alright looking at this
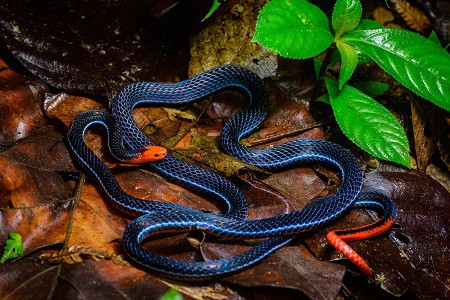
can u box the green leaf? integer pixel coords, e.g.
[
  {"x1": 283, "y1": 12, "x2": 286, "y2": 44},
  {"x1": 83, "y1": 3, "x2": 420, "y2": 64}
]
[
  {"x1": 313, "y1": 57, "x2": 322, "y2": 81},
  {"x1": 325, "y1": 78, "x2": 410, "y2": 167},
  {"x1": 342, "y1": 28, "x2": 450, "y2": 111},
  {"x1": 316, "y1": 93, "x2": 330, "y2": 104},
  {"x1": 202, "y1": 0, "x2": 225, "y2": 21},
  {"x1": 160, "y1": 289, "x2": 183, "y2": 300},
  {"x1": 351, "y1": 81, "x2": 388, "y2": 97},
  {"x1": 1, "y1": 232, "x2": 24, "y2": 263},
  {"x1": 428, "y1": 31, "x2": 441, "y2": 46},
  {"x1": 332, "y1": 0, "x2": 362, "y2": 38},
  {"x1": 354, "y1": 19, "x2": 384, "y2": 30},
  {"x1": 336, "y1": 41, "x2": 358, "y2": 88},
  {"x1": 253, "y1": 0, "x2": 333, "y2": 59},
  {"x1": 350, "y1": 19, "x2": 383, "y2": 64}
]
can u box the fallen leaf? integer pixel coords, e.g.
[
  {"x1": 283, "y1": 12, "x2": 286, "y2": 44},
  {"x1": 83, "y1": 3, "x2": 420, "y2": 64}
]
[
  {"x1": 1, "y1": 252, "x2": 239, "y2": 299},
  {"x1": 0, "y1": 0, "x2": 192, "y2": 98},
  {"x1": 307, "y1": 169, "x2": 450, "y2": 299},
  {"x1": 390, "y1": 0, "x2": 431, "y2": 33},
  {"x1": 202, "y1": 243, "x2": 346, "y2": 300},
  {"x1": 189, "y1": 0, "x2": 276, "y2": 79},
  {"x1": 0, "y1": 127, "x2": 75, "y2": 255},
  {"x1": 0, "y1": 64, "x2": 48, "y2": 146},
  {"x1": 410, "y1": 96, "x2": 433, "y2": 172}
]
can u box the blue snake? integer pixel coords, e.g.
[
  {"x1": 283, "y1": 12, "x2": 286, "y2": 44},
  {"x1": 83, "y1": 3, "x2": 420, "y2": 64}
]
[{"x1": 67, "y1": 65, "x2": 396, "y2": 279}]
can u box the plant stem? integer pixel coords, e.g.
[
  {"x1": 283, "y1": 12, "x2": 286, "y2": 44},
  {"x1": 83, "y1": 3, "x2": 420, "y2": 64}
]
[{"x1": 313, "y1": 47, "x2": 336, "y2": 101}]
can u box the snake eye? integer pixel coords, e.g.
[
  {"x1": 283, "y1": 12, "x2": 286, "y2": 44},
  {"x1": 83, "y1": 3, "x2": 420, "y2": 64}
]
[{"x1": 155, "y1": 154, "x2": 159, "y2": 157}]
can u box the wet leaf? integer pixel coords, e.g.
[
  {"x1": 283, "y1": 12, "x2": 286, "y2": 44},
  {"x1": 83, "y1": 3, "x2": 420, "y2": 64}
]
[
  {"x1": 202, "y1": 244, "x2": 346, "y2": 300},
  {"x1": 0, "y1": 64, "x2": 48, "y2": 146},
  {"x1": 0, "y1": 232, "x2": 23, "y2": 263},
  {"x1": 342, "y1": 28, "x2": 450, "y2": 111},
  {"x1": 332, "y1": 0, "x2": 362, "y2": 38},
  {"x1": 336, "y1": 41, "x2": 358, "y2": 88},
  {"x1": 361, "y1": 170, "x2": 450, "y2": 298},
  {"x1": 202, "y1": 0, "x2": 224, "y2": 21},
  {"x1": 1, "y1": 252, "x2": 237, "y2": 299},
  {"x1": 253, "y1": 0, "x2": 333, "y2": 59},
  {"x1": 0, "y1": 0, "x2": 192, "y2": 98},
  {"x1": 326, "y1": 78, "x2": 410, "y2": 167},
  {"x1": 160, "y1": 288, "x2": 183, "y2": 300},
  {"x1": 0, "y1": 127, "x2": 75, "y2": 255}
]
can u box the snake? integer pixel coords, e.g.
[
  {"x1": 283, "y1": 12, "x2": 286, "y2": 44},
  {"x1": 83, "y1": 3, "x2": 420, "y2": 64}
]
[{"x1": 67, "y1": 65, "x2": 396, "y2": 280}]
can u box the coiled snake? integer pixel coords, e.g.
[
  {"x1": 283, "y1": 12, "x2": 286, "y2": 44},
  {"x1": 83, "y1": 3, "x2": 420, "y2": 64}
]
[{"x1": 67, "y1": 65, "x2": 396, "y2": 280}]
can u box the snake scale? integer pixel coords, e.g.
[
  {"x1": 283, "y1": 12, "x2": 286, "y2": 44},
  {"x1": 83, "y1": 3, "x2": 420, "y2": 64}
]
[{"x1": 67, "y1": 65, "x2": 396, "y2": 280}]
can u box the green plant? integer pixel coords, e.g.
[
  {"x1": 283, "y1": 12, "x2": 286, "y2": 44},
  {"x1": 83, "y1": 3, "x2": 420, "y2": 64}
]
[
  {"x1": 203, "y1": 0, "x2": 226, "y2": 21},
  {"x1": 1, "y1": 232, "x2": 23, "y2": 263},
  {"x1": 160, "y1": 288, "x2": 183, "y2": 300},
  {"x1": 253, "y1": 0, "x2": 450, "y2": 167}
]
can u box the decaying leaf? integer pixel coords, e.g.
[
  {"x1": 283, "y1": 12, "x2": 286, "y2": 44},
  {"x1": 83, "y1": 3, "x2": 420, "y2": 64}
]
[
  {"x1": 39, "y1": 243, "x2": 130, "y2": 266},
  {"x1": 0, "y1": 0, "x2": 192, "y2": 98},
  {"x1": 0, "y1": 64, "x2": 48, "y2": 146},
  {"x1": 189, "y1": 0, "x2": 277, "y2": 79},
  {"x1": 362, "y1": 169, "x2": 449, "y2": 298},
  {"x1": 373, "y1": 7, "x2": 402, "y2": 29},
  {"x1": 1, "y1": 252, "x2": 238, "y2": 299},
  {"x1": 410, "y1": 97, "x2": 433, "y2": 172},
  {"x1": 0, "y1": 127, "x2": 76, "y2": 255},
  {"x1": 390, "y1": 0, "x2": 431, "y2": 33},
  {"x1": 202, "y1": 243, "x2": 346, "y2": 300}
]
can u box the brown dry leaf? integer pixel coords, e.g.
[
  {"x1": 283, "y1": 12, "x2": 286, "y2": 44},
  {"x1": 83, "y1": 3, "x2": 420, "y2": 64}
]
[
  {"x1": 0, "y1": 127, "x2": 75, "y2": 255},
  {"x1": 0, "y1": 64, "x2": 48, "y2": 146},
  {"x1": 373, "y1": 7, "x2": 402, "y2": 29},
  {"x1": 39, "y1": 243, "x2": 130, "y2": 266},
  {"x1": 189, "y1": 0, "x2": 316, "y2": 106},
  {"x1": 373, "y1": 7, "x2": 395, "y2": 26},
  {"x1": 425, "y1": 105, "x2": 450, "y2": 170},
  {"x1": 410, "y1": 97, "x2": 434, "y2": 172},
  {"x1": 202, "y1": 243, "x2": 346, "y2": 300},
  {"x1": 390, "y1": 0, "x2": 432, "y2": 33},
  {"x1": 1, "y1": 252, "x2": 238, "y2": 299}
]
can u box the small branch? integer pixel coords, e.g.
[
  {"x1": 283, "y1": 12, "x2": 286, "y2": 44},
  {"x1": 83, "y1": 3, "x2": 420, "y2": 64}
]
[
  {"x1": 46, "y1": 173, "x2": 85, "y2": 300},
  {"x1": 248, "y1": 118, "x2": 336, "y2": 146}
]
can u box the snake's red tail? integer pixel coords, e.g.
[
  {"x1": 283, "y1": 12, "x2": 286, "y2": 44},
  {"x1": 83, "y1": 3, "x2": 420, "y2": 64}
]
[{"x1": 327, "y1": 218, "x2": 395, "y2": 278}]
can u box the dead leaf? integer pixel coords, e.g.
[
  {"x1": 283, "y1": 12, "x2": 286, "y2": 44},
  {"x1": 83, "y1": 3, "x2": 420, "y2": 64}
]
[
  {"x1": 1, "y1": 252, "x2": 239, "y2": 299},
  {"x1": 202, "y1": 243, "x2": 346, "y2": 300},
  {"x1": 0, "y1": 65, "x2": 48, "y2": 146},
  {"x1": 189, "y1": 0, "x2": 276, "y2": 79},
  {"x1": 0, "y1": 127, "x2": 75, "y2": 255},
  {"x1": 0, "y1": 0, "x2": 192, "y2": 98},
  {"x1": 390, "y1": 0, "x2": 432, "y2": 33},
  {"x1": 354, "y1": 171, "x2": 450, "y2": 299},
  {"x1": 373, "y1": 7, "x2": 395, "y2": 26},
  {"x1": 410, "y1": 97, "x2": 433, "y2": 172}
]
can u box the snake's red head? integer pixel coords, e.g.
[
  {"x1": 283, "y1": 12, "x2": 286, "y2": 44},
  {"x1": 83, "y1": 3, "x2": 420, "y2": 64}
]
[{"x1": 128, "y1": 146, "x2": 167, "y2": 164}]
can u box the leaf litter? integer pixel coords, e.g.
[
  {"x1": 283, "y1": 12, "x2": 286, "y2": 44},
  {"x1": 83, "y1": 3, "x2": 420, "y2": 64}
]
[{"x1": 0, "y1": 0, "x2": 449, "y2": 299}]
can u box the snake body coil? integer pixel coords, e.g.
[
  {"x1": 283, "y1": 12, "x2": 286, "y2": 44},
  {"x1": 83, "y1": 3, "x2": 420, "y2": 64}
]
[{"x1": 68, "y1": 65, "x2": 395, "y2": 279}]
